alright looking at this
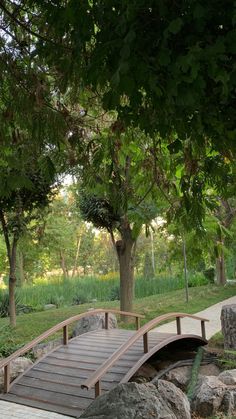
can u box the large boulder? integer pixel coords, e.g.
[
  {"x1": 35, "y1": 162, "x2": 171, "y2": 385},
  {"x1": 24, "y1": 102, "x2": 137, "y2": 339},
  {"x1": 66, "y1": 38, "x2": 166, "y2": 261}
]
[
  {"x1": 221, "y1": 304, "x2": 236, "y2": 349},
  {"x1": 152, "y1": 379, "x2": 191, "y2": 419},
  {"x1": 73, "y1": 312, "x2": 117, "y2": 337},
  {"x1": 191, "y1": 375, "x2": 227, "y2": 417},
  {"x1": 0, "y1": 357, "x2": 33, "y2": 392},
  {"x1": 80, "y1": 381, "x2": 191, "y2": 419}
]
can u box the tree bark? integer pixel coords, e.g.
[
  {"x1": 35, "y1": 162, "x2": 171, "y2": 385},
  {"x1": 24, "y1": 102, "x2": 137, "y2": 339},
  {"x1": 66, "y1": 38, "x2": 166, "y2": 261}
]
[
  {"x1": 221, "y1": 304, "x2": 236, "y2": 349},
  {"x1": 216, "y1": 251, "x2": 226, "y2": 285},
  {"x1": 71, "y1": 234, "x2": 81, "y2": 277},
  {"x1": 0, "y1": 209, "x2": 17, "y2": 326},
  {"x1": 115, "y1": 224, "x2": 136, "y2": 320},
  {"x1": 9, "y1": 235, "x2": 18, "y2": 327},
  {"x1": 60, "y1": 250, "x2": 69, "y2": 278}
]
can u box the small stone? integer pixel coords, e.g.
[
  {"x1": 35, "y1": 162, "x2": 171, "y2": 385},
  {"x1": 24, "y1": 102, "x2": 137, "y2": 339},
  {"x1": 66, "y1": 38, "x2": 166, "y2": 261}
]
[
  {"x1": 132, "y1": 363, "x2": 158, "y2": 381},
  {"x1": 44, "y1": 304, "x2": 56, "y2": 310}
]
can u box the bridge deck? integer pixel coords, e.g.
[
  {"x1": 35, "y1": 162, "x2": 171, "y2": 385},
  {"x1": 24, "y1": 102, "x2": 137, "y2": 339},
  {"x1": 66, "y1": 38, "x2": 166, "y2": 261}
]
[{"x1": 0, "y1": 329, "x2": 175, "y2": 417}]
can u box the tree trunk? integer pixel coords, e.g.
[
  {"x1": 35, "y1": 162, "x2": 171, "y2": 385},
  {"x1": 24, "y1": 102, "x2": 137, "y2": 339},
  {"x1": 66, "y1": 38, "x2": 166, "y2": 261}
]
[
  {"x1": 9, "y1": 236, "x2": 18, "y2": 327},
  {"x1": 221, "y1": 304, "x2": 236, "y2": 349},
  {"x1": 71, "y1": 235, "x2": 82, "y2": 277},
  {"x1": 60, "y1": 250, "x2": 69, "y2": 278},
  {"x1": 0, "y1": 209, "x2": 17, "y2": 326},
  {"x1": 115, "y1": 225, "x2": 136, "y2": 319},
  {"x1": 216, "y1": 255, "x2": 226, "y2": 285},
  {"x1": 17, "y1": 250, "x2": 25, "y2": 284}
]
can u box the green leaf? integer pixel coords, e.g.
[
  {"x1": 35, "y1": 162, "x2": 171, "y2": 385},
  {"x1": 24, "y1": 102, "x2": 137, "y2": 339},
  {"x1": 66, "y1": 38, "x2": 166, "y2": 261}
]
[{"x1": 167, "y1": 18, "x2": 183, "y2": 35}]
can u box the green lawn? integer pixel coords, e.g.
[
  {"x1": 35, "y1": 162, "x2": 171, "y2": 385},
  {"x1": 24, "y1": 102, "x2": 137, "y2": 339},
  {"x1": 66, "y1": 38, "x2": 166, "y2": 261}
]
[{"x1": 0, "y1": 284, "x2": 235, "y2": 356}]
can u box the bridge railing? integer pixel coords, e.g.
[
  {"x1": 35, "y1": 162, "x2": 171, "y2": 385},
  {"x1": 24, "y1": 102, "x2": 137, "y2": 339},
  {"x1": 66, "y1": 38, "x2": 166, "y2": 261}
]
[
  {"x1": 81, "y1": 312, "x2": 209, "y2": 397},
  {"x1": 0, "y1": 308, "x2": 144, "y2": 393}
]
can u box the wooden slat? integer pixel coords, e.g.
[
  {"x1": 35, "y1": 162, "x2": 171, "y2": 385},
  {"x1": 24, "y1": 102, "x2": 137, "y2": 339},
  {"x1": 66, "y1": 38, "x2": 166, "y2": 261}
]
[
  {"x1": 10, "y1": 384, "x2": 92, "y2": 410},
  {"x1": 45, "y1": 356, "x2": 130, "y2": 374},
  {"x1": 25, "y1": 369, "x2": 112, "y2": 391},
  {"x1": 18, "y1": 376, "x2": 95, "y2": 399}
]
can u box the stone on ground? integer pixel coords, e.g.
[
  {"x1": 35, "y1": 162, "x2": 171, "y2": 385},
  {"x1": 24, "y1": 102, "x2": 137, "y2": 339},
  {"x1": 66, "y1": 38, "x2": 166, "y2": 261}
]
[
  {"x1": 191, "y1": 375, "x2": 227, "y2": 417},
  {"x1": 0, "y1": 357, "x2": 33, "y2": 391},
  {"x1": 80, "y1": 381, "x2": 191, "y2": 419},
  {"x1": 73, "y1": 312, "x2": 117, "y2": 336}
]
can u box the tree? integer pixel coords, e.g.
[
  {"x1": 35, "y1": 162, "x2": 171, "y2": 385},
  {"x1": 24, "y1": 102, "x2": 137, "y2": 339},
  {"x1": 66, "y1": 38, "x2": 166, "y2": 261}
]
[
  {"x1": 78, "y1": 126, "x2": 166, "y2": 313},
  {"x1": 0, "y1": 140, "x2": 57, "y2": 326}
]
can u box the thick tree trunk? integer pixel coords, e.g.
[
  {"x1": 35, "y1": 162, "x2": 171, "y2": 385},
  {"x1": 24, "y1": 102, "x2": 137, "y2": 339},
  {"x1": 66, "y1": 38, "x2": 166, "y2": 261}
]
[
  {"x1": 115, "y1": 225, "x2": 136, "y2": 319},
  {"x1": 221, "y1": 304, "x2": 236, "y2": 349},
  {"x1": 216, "y1": 255, "x2": 226, "y2": 285}
]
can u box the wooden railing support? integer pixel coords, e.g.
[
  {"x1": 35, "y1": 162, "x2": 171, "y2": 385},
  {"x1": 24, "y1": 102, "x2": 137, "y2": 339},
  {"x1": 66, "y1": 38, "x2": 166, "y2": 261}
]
[
  {"x1": 201, "y1": 320, "x2": 206, "y2": 340},
  {"x1": 143, "y1": 332, "x2": 149, "y2": 353},
  {"x1": 105, "y1": 312, "x2": 109, "y2": 330},
  {"x1": 4, "y1": 364, "x2": 10, "y2": 393},
  {"x1": 136, "y1": 317, "x2": 140, "y2": 330},
  {"x1": 176, "y1": 317, "x2": 181, "y2": 335},
  {"x1": 63, "y1": 325, "x2": 68, "y2": 345},
  {"x1": 95, "y1": 380, "x2": 101, "y2": 398}
]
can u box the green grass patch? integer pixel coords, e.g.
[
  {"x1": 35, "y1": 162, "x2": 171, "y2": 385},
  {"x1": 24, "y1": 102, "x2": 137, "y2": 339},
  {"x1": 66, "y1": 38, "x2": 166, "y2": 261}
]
[
  {"x1": 11, "y1": 272, "x2": 208, "y2": 312},
  {"x1": 0, "y1": 284, "x2": 235, "y2": 357}
]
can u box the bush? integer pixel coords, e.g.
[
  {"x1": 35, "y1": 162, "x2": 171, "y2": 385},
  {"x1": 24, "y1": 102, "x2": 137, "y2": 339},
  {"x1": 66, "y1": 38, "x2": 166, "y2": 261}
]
[
  {"x1": 108, "y1": 285, "x2": 120, "y2": 301},
  {"x1": 203, "y1": 267, "x2": 215, "y2": 283},
  {"x1": 0, "y1": 291, "x2": 21, "y2": 318},
  {"x1": 188, "y1": 272, "x2": 208, "y2": 287}
]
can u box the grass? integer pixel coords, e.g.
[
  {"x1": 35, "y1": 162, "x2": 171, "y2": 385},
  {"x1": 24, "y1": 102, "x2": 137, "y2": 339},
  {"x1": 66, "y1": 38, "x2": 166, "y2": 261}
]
[
  {"x1": 10, "y1": 272, "x2": 207, "y2": 311},
  {"x1": 0, "y1": 283, "x2": 235, "y2": 357}
]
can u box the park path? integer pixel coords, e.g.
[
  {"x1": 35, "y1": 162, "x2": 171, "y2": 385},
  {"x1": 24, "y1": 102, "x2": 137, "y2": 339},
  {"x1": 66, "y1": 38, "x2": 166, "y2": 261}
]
[
  {"x1": 152, "y1": 294, "x2": 236, "y2": 338},
  {"x1": 1, "y1": 294, "x2": 236, "y2": 418}
]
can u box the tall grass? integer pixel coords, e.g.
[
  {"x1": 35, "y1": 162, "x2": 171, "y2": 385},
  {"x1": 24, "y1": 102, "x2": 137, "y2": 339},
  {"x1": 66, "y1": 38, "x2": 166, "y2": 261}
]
[{"x1": 12, "y1": 272, "x2": 207, "y2": 311}]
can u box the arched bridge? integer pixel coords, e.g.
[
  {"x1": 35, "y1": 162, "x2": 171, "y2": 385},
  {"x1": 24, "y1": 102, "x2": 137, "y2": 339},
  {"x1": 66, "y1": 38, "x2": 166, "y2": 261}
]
[{"x1": 0, "y1": 309, "x2": 209, "y2": 417}]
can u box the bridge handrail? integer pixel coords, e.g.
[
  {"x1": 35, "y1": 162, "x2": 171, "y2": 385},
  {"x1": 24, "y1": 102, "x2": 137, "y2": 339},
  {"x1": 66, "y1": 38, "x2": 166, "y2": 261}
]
[
  {"x1": 81, "y1": 312, "x2": 209, "y2": 397},
  {"x1": 0, "y1": 308, "x2": 144, "y2": 392}
]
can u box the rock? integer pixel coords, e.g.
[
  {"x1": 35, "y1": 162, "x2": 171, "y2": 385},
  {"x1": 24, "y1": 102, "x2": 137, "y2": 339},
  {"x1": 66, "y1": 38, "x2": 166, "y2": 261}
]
[
  {"x1": 132, "y1": 363, "x2": 158, "y2": 381},
  {"x1": 163, "y1": 366, "x2": 191, "y2": 391},
  {"x1": 153, "y1": 379, "x2": 191, "y2": 419},
  {"x1": 218, "y1": 369, "x2": 236, "y2": 385},
  {"x1": 0, "y1": 357, "x2": 33, "y2": 391},
  {"x1": 221, "y1": 388, "x2": 236, "y2": 416},
  {"x1": 44, "y1": 304, "x2": 56, "y2": 310},
  {"x1": 191, "y1": 375, "x2": 227, "y2": 417},
  {"x1": 162, "y1": 363, "x2": 220, "y2": 392},
  {"x1": 221, "y1": 304, "x2": 236, "y2": 349},
  {"x1": 33, "y1": 339, "x2": 62, "y2": 359},
  {"x1": 199, "y1": 363, "x2": 220, "y2": 377},
  {"x1": 79, "y1": 382, "x2": 191, "y2": 419},
  {"x1": 73, "y1": 312, "x2": 117, "y2": 337}
]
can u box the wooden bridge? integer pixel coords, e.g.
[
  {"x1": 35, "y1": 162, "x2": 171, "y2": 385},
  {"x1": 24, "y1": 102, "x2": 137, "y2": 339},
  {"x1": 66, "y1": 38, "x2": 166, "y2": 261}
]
[{"x1": 0, "y1": 309, "x2": 209, "y2": 417}]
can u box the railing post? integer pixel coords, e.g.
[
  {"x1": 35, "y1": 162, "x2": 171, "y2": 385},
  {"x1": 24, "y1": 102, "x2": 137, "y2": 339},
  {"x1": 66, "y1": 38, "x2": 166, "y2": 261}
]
[
  {"x1": 4, "y1": 364, "x2": 10, "y2": 393},
  {"x1": 135, "y1": 317, "x2": 140, "y2": 330},
  {"x1": 105, "y1": 312, "x2": 109, "y2": 330},
  {"x1": 176, "y1": 316, "x2": 181, "y2": 335},
  {"x1": 95, "y1": 380, "x2": 101, "y2": 398},
  {"x1": 63, "y1": 325, "x2": 68, "y2": 345},
  {"x1": 201, "y1": 320, "x2": 206, "y2": 340},
  {"x1": 143, "y1": 332, "x2": 149, "y2": 353}
]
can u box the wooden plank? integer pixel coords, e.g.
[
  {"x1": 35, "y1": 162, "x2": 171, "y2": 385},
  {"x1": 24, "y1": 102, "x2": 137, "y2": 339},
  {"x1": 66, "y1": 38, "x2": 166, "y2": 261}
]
[
  {"x1": 45, "y1": 356, "x2": 130, "y2": 374},
  {"x1": 57, "y1": 346, "x2": 143, "y2": 359},
  {"x1": 34, "y1": 363, "x2": 123, "y2": 382},
  {"x1": 47, "y1": 351, "x2": 135, "y2": 368},
  {"x1": 0, "y1": 393, "x2": 83, "y2": 417},
  {"x1": 10, "y1": 383, "x2": 92, "y2": 410},
  {"x1": 18, "y1": 376, "x2": 95, "y2": 399},
  {"x1": 52, "y1": 352, "x2": 136, "y2": 366},
  {"x1": 25, "y1": 369, "x2": 112, "y2": 391}
]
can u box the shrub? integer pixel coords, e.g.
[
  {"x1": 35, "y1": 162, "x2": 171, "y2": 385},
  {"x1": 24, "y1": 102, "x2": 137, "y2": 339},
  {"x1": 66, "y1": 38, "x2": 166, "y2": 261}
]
[
  {"x1": 108, "y1": 285, "x2": 120, "y2": 301},
  {"x1": 203, "y1": 267, "x2": 215, "y2": 283},
  {"x1": 0, "y1": 291, "x2": 21, "y2": 318}
]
